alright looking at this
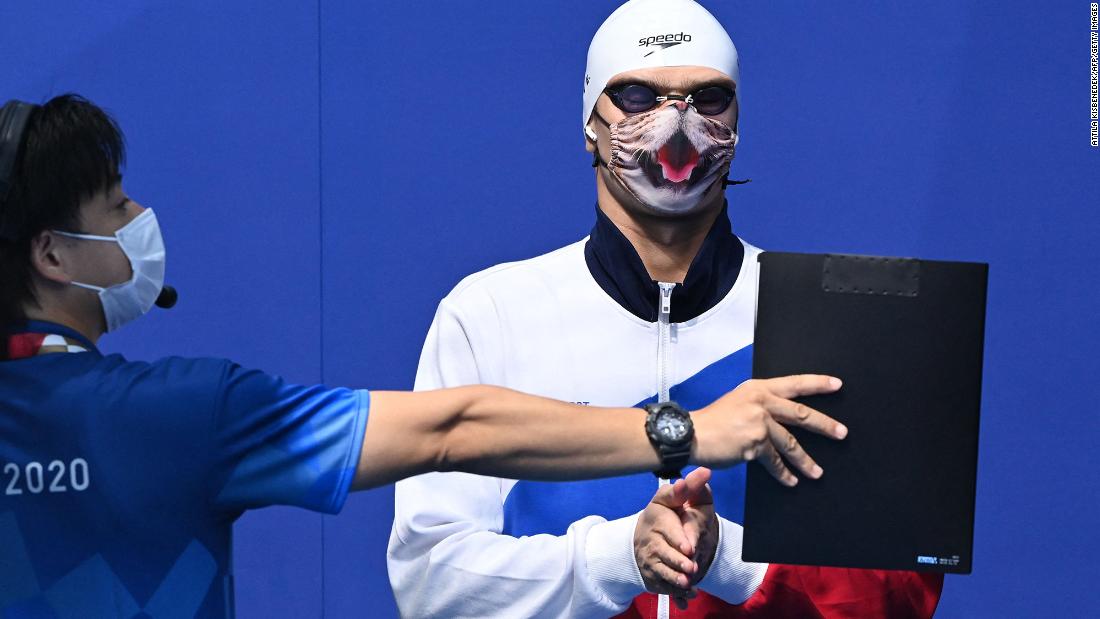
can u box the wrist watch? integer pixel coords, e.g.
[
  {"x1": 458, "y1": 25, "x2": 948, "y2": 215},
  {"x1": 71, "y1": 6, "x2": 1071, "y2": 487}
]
[{"x1": 643, "y1": 401, "x2": 695, "y2": 479}]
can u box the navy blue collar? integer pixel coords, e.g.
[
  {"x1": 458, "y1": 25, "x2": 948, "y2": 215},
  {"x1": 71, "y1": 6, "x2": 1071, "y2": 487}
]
[
  {"x1": 13, "y1": 320, "x2": 99, "y2": 353},
  {"x1": 583, "y1": 204, "x2": 745, "y2": 323}
]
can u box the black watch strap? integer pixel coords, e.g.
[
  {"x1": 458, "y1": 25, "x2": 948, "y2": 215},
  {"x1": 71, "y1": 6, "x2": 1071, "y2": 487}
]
[
  {"x1": 643, "y1": 401, "x2": 694, "y2": 479},
  {"x1": 653, "y1": 445, "x2": 692, "y2": 479}
]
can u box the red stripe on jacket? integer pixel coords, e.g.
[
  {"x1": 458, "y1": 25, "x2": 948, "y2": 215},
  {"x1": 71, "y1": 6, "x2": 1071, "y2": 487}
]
[{"x1": 615, "y1": 565, "x2": 943, "y2": 618}]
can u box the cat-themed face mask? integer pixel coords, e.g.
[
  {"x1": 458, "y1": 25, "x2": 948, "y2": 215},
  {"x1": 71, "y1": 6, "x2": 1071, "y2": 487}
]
[{"x1": 592, "y1": 101, "x2": 737, "y2": 214}]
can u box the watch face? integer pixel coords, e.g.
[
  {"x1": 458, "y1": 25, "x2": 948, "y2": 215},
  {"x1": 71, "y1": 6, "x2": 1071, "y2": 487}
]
[{"x1": 657, "y1": 413, "x2": 690, "y2": 442}]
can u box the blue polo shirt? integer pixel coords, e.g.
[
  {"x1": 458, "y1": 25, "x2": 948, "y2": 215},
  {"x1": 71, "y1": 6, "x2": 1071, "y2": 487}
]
[{"x1": 0, "y1": 321, "x2": 369, "y2": 618}]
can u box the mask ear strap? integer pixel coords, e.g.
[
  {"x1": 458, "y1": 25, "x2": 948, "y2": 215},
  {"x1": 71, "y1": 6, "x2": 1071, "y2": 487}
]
[
  {"x1": 722, "y1": 176, "x2": 752, "y2": 187},
  {"x1": 52, "y1": 229, "x2": 117, "y2": 242},
  {"x1": 588, "y1": 110, "x2": 615, "y2": 169},
  {"x1": 70, "y1": 281, "x2": 107, "y2": 293}
]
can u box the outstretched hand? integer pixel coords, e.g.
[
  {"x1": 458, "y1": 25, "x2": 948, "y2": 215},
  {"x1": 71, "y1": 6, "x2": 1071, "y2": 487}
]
[{"x1": 692, "y1": 375, "x2": 848, "y2": 486}]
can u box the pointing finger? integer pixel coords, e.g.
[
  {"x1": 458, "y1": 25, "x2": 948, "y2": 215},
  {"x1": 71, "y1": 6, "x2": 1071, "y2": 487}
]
[
  {"x1": 763, "y1": 393, "x2": 848, "y2": 440},
  {"x1": 763, "y1": 374, "x2": 842, "y2": 400},
  {"x1": 766, "y1": 417, "x2": 822, "y2": 479}
]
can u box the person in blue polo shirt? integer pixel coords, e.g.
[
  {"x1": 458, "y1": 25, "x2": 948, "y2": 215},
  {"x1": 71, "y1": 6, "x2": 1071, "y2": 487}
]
[{"x1": 0, "y1": 95, "x2": 845, "y2": 617}]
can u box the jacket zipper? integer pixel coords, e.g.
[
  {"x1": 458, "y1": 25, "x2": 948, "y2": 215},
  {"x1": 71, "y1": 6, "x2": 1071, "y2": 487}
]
[
  {"x1": 656, "y1": 282, "x2": 676, "y2": 619},
  {"x1": 657, "y1": 282, "x2": 675, "y2": 402}
]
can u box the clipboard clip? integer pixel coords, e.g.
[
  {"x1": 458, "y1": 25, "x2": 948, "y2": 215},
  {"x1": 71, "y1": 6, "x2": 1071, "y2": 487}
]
[{"x1": 822, "y1": 254, "x2": 920, "y2": 297}]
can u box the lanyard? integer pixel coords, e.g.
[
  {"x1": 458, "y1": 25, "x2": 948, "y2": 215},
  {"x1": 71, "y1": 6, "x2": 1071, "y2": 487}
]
[{"x1": 5, "y1": 321, "x2": 98, "y2": 359}]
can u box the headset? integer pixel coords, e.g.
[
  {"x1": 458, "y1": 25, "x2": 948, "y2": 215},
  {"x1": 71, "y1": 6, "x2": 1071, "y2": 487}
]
[
  {"x1": 0, "y1": 100, "x2": 38, "y2": 240},
  {"x1": 0, "y1": 99, "x2": 177, "y2": 309}
]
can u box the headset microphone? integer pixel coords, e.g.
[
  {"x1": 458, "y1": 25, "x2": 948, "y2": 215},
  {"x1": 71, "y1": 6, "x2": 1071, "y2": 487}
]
[{"x1": 155, "y1": 285, "x2": 178, "y2": 309}]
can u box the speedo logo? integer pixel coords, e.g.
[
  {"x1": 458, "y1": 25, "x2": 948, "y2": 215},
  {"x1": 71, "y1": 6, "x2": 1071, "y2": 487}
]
[{"x1": 638, "y1": 32, "x2": 693, "y2": 57}]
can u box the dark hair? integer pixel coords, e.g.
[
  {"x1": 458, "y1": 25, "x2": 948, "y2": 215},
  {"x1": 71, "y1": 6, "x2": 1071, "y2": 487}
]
[{"x1": 0, "y1": 94, "x2": 125, "y2": 359}]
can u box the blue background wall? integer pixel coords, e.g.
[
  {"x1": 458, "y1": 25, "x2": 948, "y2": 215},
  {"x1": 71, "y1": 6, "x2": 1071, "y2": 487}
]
[{"x1": 3, "y1": 0, "x2": 1097, "y2": 616}]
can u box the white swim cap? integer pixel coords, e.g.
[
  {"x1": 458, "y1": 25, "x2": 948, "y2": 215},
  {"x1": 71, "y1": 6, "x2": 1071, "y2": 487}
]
[{"x1": 582, "y1": 0, "x2": 740, "y2": 135}]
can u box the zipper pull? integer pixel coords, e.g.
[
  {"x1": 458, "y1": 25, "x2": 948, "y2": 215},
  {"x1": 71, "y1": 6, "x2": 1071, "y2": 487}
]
[{"x1": 658, "y1": 282, "x2": 675, "y2": 318}]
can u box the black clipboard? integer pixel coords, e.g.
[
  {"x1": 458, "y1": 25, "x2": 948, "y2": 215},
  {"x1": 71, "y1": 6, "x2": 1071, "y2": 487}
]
[{"x1": 742, "y1": 252, "x2": 988, "y2": 574}]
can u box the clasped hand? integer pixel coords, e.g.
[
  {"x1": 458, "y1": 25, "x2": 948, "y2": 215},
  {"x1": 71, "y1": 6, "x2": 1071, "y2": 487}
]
[{"x1": 633, "y1": 468, "x2": 716, "y2": 609}]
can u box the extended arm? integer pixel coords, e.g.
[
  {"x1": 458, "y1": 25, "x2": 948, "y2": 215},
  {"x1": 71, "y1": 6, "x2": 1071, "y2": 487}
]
[{"x1": 353, "y1": 386, "x2": 655, "y2": 489}]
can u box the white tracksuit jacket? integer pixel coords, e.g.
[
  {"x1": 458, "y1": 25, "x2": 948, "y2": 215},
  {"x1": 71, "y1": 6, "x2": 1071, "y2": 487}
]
[{"x1": 387, "y1": 206, "x2": 770, "y2": 619}]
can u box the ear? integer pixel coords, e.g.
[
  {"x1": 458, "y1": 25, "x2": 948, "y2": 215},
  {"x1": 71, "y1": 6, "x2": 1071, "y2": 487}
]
[{"x1": 29, "y1": 231, "x2": 73, "y2": 285}]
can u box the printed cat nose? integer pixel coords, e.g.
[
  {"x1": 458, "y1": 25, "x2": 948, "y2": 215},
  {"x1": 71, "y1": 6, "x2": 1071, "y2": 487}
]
[{"x1": 673, "y1": 101, "x2": 689, "y2": 112}]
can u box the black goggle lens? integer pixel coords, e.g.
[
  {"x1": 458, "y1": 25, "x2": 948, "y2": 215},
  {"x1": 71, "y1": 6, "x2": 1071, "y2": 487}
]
[
  {"x1": 690, "y1": 86, "x2": 735, "y2": 115},
  {"x1": 614, "y1": 84, "x2": 660, "y2": 113}
]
